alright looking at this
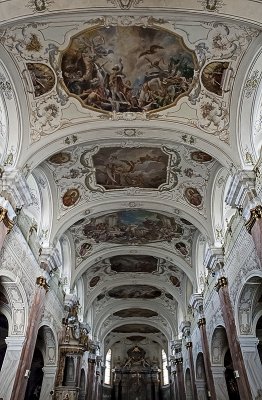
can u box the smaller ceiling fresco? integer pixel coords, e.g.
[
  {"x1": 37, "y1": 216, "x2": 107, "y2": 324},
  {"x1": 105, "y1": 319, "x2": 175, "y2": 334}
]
[
  {"x1": 108, "y1": 285, "x2": 161, "y2": 299},
  {"x1": 126, "y1": 336, "x2": 146, "y2": 342},
  {"x1": 89, "y1": 276, "x2": 100, "y2": 287},
  {"x1": 92, "y1": 147, "x2": 168, "y2": 189},
  {"x1": 113, "y1": 309, "x2": 158, "y2": 318},
  {"x1": 46, "y1": 144, "x2": 216, "y2": 218},
  {"x1": 27, "y1": 63, "x2": 56, "y2": 97},
  {"x1": 70, "y1": 213, "x2": 197, "y2": 267},
  {"x1": 79, "y1": 210, "x2": 183, "y2": 245},
  {"x1": 112, "y1": 324, "x2": 160, "y2": 334},
  {"x1": 170, "y1": 276, "x2": 181, "y2": 287},
  {"x1": 201, "y1": 62, "x2": 230, "y2": 96},
  {"x1": 110, "y1": 255, "x2": 158, "y2": 273},
  {"x1": 61, "y1": 25, "x2": 197, "y2": 113}
]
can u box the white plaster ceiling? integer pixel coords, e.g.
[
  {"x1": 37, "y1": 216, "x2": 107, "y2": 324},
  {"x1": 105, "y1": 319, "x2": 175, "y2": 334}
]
[{"x1": 1, "y1": 0, "x2": 262, "y2": 348}]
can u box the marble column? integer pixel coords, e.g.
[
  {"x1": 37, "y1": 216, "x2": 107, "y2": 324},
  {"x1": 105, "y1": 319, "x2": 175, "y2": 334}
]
[
  {"x1": 0, "y1": 336, "x2": 25, "y2": 400},
  {"x1": 10, "y1": 276, "x2": 48, "y2": 400},
  {"x1": 215, "y1": 277, "x2": 253, "y2": 400},
  {"x1": 86, "y1": 356, "x2": 96, "y2": 400},
  {"x1": 186, "y1": 342, "x2": 198, "y2": 400},
  {"x1": 245, "y1": 205, "x2": 262, "y2": 264},
  {"x1": 173, "y1": 370, "x2": 179, "y2": 400},
  {"x1": 198, "y1": 318, "x2": 217, "y2": 399},
  {"x1": 0, "y1": 200, "x2": 15, "y2": 251},
  {"x1": 174, "y1": 358, "x2": 186, "y2": 400},
  {"x1": 39, "y1": 365, "x2": 57, "y2": 400}
]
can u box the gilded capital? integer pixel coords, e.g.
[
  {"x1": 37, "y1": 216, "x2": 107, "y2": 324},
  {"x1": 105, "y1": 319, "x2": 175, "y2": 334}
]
[
  {"x1": 0, "y1": 206, "x2": 15, "y2": 233},
  {"x1": 215, "y1": 276, "x2": 228, "y2": 292},
  {"x1": 36, "y1": 276, "x2": 49, "y2": 291},
  {"x1": 245, "y1": 205, "x2": 262, "y2": 234},
  {"x1": 198, "y1": 317, "x2": 206, "y2": 328}
]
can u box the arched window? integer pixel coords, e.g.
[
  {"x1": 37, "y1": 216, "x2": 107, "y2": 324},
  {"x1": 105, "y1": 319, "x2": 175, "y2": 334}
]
[
  {"x1": 104, "y1": 348, "x2": 112, "y2": 385},
  {"x1": 162, "y1": 349, "x2": 169, "y2": 385}
]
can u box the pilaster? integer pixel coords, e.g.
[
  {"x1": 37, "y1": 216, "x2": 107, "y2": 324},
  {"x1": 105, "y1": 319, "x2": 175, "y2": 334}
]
[
  {"x1": 0, "y1": 336, "x2": 25, "y2": 400},
  {"x1": 39, "y1": 365, "x2": 57, "y2": 400}
]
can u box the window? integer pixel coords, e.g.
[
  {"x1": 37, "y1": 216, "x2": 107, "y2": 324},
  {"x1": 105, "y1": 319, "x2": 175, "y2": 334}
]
[
  {"x1": 162, "y1": 349, "x2": 169, "y2": 385},
  {"x1": 104, "y1": 349, "x2": 112, "y2": 385}
]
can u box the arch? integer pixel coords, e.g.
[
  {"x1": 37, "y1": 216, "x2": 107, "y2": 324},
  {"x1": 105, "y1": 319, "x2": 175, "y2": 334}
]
[
  {"x1": 0, "y1": 314, "x2": 8, "y2": 372},
  {"x1": 256, "y1": 315, "x2": 262, "y2": 365},
  {"x1": 235, "y1": 274, "x2": 262, "y2": 336},
  {"x1": 211, "y1": 325, "x2": 229, "y2": 366},
  {"x1": 37, "y1": 324, "x2": 58, "y2": 366},
  {"x1": 92, "y1": 300, "x2": 178, "y2": 340},
  {"x1": 24, "y1": 347, "x2": 44, "y2": 400},
  {"x1": 72, "y1": 245, "x2": 195, "y2": 292},
  {"x1": 0, "y1": 271, "x2": 28, "y2": 336},
  {"x1": 195, "y1": 352, "x2": 208, "y2": 400}
]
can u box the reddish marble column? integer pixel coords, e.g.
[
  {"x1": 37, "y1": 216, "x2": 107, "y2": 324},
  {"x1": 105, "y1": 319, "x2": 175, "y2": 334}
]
[
  {"x1": 215, "y1": 277, "x2": 253, "y2": 400},
  {"x1": 175, "y1": 358, "x2": 186, "y2": 400},
  {"x1": 10, "y1": 277, "x2": 48, "y2": 400},
  {"x1": 186, "y1": 342, "x2": 198, "y2": 400},
  {"x1": 0, "y1": 206, "x2": 14, "y2": 251},
  {"x1": 173, "y1": 371, "x2": 179, "y2": 400},
  {"x1": 245, "y1": 205, "x2": 262, "y2": 264},
  {"x1": 86, "y1": 357, "x2": 96, "y2": 400},
  {"x1": 198, "y1": 318, "x2": 217, "y2": 399}
]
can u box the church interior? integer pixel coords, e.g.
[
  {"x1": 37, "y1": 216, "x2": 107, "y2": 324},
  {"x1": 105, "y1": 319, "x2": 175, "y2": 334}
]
[{"x1": 0, "y1": 1, "x2": 262, "y2": 399}]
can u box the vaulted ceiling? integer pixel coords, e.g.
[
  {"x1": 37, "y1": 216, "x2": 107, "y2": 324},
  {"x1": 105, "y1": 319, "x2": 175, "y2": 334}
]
[{"x1": 1, "y1": 0, "x2": 262, "y2": 353}]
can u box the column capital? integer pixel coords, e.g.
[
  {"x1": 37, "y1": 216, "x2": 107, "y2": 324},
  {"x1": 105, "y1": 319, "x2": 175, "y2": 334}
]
[
  {"x1": 1, "y1": 170, "x2": 33, "y2": 208},
  {"x1": 36, "y1": 276, "x2": 49, "y2": 291},
  {"x1": 171, "y1": 339, "x2": 182, "y2": 351},
  {"x1": 5, "y1": 336, "x2": 25, "y2": 350},
  {"x1": 225, "y1": 171, "x2": 260, "y2": 220},
  {"x1": 39, "y1": 246, "x2": 62, "y2": 272},
  {"x1": 180, "y1": 320, "x2": 191, "y2": 336},
  {"x1": 204, "y1": 247, "x2": 224, "y2": 271},
  {"x1": 245, "y1": 205, "x2": 262, "y2": 233},
  {"x1": 189, "y1": 293, "x2": 204, "y2": 313},
  {"x1": 215, "y1": 276, "x2": 228, "y2": 292},
  {"x1": 198, "y1": 318, "x2": 206, "y2": 328}
]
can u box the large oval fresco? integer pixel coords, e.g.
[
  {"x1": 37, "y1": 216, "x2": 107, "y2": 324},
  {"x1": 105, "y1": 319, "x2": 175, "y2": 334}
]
[
  {"x1": 81, "y1": 210, "x2": 183, "y2": 244},
  {"x1": 61, "y1": 25, "x2": 198, "y2": 113}
]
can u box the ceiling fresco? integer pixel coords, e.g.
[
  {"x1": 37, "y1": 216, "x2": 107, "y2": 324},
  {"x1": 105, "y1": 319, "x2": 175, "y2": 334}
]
[
  {"x1": 112, "y1": 324, "x2": 160, "y2": 334},
  {"x1": 0, "y1": 18, "x2": 257, "y2": 143},
  {"x1": 92, "y1": 147, "x2": 168, "y2": 190},
  {"x1": 45, "y1": 144, "x2": 217, "y2": 217},
  {"x1": 70, "y1": 213, "x2": 197, "y2": 267},
  {"x1": 27, "y1": 63, "x2": 56, "y2": 97},
  {"x1": 113, "y1": 309, "x2": 158, "y2": 318},
  {"x1": 61, "y1": 25, "x2": 197, "y2": 113},
  {"x1": 71, "y1": 210, "x2": 182, "y2": 245},
  {"x1": 108, "y1": 285, "x2": 162, "y2": 299},
  {"x1": 110, "y1": 255, "x2": 158, "y2": 273}
]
